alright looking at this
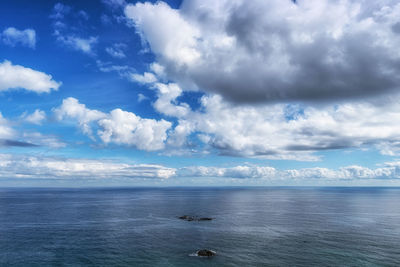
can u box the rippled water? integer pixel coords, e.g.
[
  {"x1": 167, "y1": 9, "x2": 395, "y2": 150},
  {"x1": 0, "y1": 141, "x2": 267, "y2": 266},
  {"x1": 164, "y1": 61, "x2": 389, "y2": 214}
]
[{"x1": 0, "y1": 187, "x2": 399, "y2": 266}]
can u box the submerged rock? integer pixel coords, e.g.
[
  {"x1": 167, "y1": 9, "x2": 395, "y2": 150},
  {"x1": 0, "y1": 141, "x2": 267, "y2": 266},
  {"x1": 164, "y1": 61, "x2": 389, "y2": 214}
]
[
  {"x1": 196, "y1": 249, "x2": 216, "y2": 257},
  {"x1": 178, "y1": 215, "x2": 213, "y2": 222}
]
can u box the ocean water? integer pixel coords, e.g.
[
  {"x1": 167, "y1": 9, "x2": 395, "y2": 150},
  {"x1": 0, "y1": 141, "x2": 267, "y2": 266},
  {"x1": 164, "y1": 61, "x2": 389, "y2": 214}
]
[{"x1": 0, "y1": 187, "x2": 399, "y2": 266}]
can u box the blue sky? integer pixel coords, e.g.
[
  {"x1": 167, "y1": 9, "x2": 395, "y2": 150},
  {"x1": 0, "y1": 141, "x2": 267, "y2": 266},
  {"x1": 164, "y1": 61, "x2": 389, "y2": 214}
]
[{"x1": 1, "y1": 0, "x2": 400, "y2": 186}]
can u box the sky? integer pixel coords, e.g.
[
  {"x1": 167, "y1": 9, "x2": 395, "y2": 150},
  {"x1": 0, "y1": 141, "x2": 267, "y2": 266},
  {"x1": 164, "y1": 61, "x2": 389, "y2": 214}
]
[{"x1": 1, "y1": 0, "x2": 400, "y2": 187}]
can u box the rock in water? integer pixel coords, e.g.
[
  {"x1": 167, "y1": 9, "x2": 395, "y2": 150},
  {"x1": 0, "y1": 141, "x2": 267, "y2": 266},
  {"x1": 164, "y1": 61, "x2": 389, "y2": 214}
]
[
  {"x1": 178, "y1": 215, "x2": 213, "y2": 221},
  {"x1": 178, "y1": 215, "x2": 195, "y2": 221},
  {"x1": 197, "y1": 249, "x2": 216, "y2": 257},
  {"x1": 198, "y1": 217, "x2": 213, "y2": 221}
]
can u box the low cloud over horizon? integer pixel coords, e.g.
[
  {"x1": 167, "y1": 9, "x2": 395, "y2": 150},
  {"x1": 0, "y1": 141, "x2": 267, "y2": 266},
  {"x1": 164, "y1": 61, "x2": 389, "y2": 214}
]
[
  {"x1": 1, "y1": 0, "x2": 400, "y2": 186},
  {"x1": 1, "y1": 153, "x2": 400, "y2": 185}
]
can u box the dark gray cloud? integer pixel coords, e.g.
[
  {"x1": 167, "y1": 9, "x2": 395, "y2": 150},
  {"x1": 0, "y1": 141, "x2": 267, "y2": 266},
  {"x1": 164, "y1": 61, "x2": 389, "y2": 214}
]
[
  {"x1": 126, "y1": 0, "x2": 400, "y2": 103},
  {"x1": 0, "y1": 139, "x2": 38, "y2": 147},
  {"x1": 392, "y1": 22, "x2": 400, "y2": 34}
]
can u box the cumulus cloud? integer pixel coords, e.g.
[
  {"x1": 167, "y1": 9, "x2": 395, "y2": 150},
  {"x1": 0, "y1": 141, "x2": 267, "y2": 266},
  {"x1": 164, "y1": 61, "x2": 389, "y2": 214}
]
[
  {"x1": 152, "y1": 83, "x2": 190, "y2": 118},
  {"x1": 0, "y1": 60, "x2": 61, "y2": 93},
  {"x1": 125, "y1": 80, "x2": 400, "y2": 159},
  {"x1": 54, "y1": 97, "x2": 172, "y2": 151},
  {"x1": 53, "y1": 97, "x2": 107, "y2": 136},
  {"x1": 21, "y1": 109, "x2": 46, "y2": 125},
  {"x1": 1, "y1": 27, "x2": 36, "y2": 48},
  {"x1": 125, "y1": 0, "x2": 400, "y2": 103},
  {"x1": 97, "y1": 108, "x2": 171, "y2": 151},
  {"x1": 0, "y1": 154, "x2": 175, "y2": 179}
]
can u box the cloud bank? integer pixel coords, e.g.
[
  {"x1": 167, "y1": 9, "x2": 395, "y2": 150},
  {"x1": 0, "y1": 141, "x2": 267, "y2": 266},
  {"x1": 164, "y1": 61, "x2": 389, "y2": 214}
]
[
  {"x1": 52, "y1": 83, "x2": 400, "y2": 160},
  {"x1": 126, "y1": 0, "x2": 400, "y2": 103},
  {"x1": 179, "y1": 163, "x2": 400, "y2": 180},
  {"x1": 0, "y1": 154, "x2": 175, "y2": 180},
  {"x1": 0, "y1": 153, "x2": 399, "y2": 181},
  {"x1": 112, "y1": 80, "x2": 400, "y2": 160}
]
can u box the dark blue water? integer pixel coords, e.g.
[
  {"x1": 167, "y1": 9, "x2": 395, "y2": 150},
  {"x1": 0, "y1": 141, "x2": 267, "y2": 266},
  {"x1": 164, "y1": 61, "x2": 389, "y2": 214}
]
[{"x1": 0, "y1": 187, "x2": 399, "y2": 266}]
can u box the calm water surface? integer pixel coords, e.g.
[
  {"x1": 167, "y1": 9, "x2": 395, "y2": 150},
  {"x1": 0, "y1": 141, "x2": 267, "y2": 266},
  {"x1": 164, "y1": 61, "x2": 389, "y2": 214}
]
[{"x1": 0, "y1": 187, "x2": 399, "y2": 266}]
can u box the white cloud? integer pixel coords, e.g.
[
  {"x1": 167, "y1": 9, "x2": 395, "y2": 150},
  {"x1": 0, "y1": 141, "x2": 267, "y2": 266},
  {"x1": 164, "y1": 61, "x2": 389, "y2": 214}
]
[
  {"x1": 53, "y1": 97, "x2": 106, "y2": 136},
  {"x1": 1, "y1": 153, "x2": 399, "y2": 181},
  {"x1": 106, "y1": 43, "x2": 127, "y2": 58},
  {"x1": 150, "y1": 62, "x2": 166, "y2": 79},
  {"x1": 125, "y1": 2, "x2": 200, "y2": 66},
  {"x1": 97, "y1": 109, "x2": 171, "y2": 151},
  {"x1": 50, "y1": 2, "x2": 71, "y2": 20},
  {"x1": 137, "y1": 93, "x2": 148, "y2": 102},
  {"x1": 1, "y1": 27, "x2": 36, "y2": 48},
  {"x1": 54, "y1": 97, "x2": 172, "y2": 151},
  {"x1": 0, "y1": 111, "x2": 64, "y2": 149},
  {"x1": 50, "y1": 3, "x2": 98, "y2": 55},
  {"x1": 128, "y1": 80, "x2": 400, "y2": 160},
  {"x1": 179, "y1": 163, "x2": 400, "y2": 180},
  {"x1": 21, "y1": 109, "x2": 46, "y2": 125},
  {"x1": 22, "y1": 132, "x2": 66, "y2": 149},
  {"x1": 131, "y1": 72, "x2": 157, "y2": 84},
  {"x1": 0, "y1": 154, "x2": 175, "y2": 179},
  {"x1": 152, "y1": 83, "x2": 190, "y2": 118},
  {"x1": 96, "y1": 60, "x2": 133, "y2": 74},
  {"x1": 0, "y1": 60, "x2": 61, "y2": 93},
  {"x1": 179, "y1": 165, "x2": 276, "y2": 179},
  {"x1": 0, "y1": 113, "x2": 14, "y2": 139},
  {"x1": 56, "y1": 35, "x2": 98, "y2": 55},
  {"x1": 125, "y1": 0, "x2": 400, "y2": 103},
  {"x1": 122, "y1": 0, "x2": 400, "y2": 160}
]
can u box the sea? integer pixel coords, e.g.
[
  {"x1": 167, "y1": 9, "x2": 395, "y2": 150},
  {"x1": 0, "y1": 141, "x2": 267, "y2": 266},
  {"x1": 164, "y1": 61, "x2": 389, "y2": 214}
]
[{"x1": 0, "y1": 187, "x2": 399, "y2": 266}]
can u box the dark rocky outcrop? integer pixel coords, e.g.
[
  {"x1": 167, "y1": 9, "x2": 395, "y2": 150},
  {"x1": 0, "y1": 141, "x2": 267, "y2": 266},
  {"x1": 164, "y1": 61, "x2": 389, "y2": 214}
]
[
  {"x1": 196, "y1": 249, "x2": 216, "y2": 257},
  {"x1": 178, "y1": 215, "x2": 194, "y2": 221},
  {"x1": 198, "y1": 217, "x2": 213, "y2": 221}
]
